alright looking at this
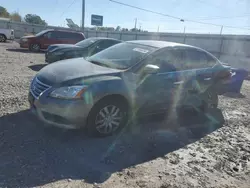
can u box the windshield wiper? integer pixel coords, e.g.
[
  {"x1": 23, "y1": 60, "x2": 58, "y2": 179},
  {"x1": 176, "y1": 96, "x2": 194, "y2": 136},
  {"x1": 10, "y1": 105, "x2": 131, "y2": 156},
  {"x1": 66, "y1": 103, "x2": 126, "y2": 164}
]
[{"x1": 88, "y1": 60, "x2": 110, "y2": 68}]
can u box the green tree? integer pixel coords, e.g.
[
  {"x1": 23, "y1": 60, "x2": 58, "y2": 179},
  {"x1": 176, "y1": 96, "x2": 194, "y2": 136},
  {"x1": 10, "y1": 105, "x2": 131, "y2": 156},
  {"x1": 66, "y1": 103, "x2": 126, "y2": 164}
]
[
  {"x1": 24, "y1": 14, "x2": 47, "y2": 25},
  {"x1": 115, "y1": 26, "x2": 121, "y2": 31},
  {"x1": 0, "y1": 6, "x2": 10, "y2": 18},
  {"x1": 10, "y1": 12, "x2": 22, "y2": 22}
]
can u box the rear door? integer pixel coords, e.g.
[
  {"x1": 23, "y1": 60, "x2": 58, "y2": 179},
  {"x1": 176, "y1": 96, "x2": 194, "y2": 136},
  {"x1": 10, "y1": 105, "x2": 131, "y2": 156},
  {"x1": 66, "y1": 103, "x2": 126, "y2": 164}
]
[
  {"x1": 59, "y1": 32, "x2": 82, "y2": 44},
  {"x1": 182, "y1": 49, "x2": 218, "y2": 94}
]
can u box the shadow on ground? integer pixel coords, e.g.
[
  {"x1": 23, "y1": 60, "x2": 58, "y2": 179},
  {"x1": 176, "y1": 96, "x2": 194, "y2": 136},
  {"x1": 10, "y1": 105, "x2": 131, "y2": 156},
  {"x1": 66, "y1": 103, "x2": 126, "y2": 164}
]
[
  {"x1": 6, "y1": 48, "x2": 45, "y2": 54},
  {"x1": 28, "y1": 64, "x2": 47, "y2": 71},
  {"x1": 223, "y1": 92, "x2": 246, "y2": 98},
  {"x1": 0, "y1": 108, "x2": 224, "y2": 187}
]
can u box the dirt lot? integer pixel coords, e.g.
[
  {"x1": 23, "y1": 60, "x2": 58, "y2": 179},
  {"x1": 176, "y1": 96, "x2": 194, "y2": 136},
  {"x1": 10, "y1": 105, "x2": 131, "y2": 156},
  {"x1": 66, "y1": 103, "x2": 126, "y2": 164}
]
[{"x1": 0, "y1": 42, "x2": 250, "y2": 188}]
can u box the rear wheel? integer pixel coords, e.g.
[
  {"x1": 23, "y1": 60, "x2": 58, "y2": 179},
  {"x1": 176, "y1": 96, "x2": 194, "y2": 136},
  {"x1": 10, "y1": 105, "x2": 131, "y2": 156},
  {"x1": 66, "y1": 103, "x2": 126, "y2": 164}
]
[
  {"x1": 203, "y1": 89, "x2": 218, "y2": 110},
  {"x1": 29, "y1": 43, "x2": 40, "y2": 52},
  {"x1": 0, "y1": 34, "x2": 6, "y2": 42},
  {"x1": 87, "y1": 98, "x2": 129, "y2": 137}
]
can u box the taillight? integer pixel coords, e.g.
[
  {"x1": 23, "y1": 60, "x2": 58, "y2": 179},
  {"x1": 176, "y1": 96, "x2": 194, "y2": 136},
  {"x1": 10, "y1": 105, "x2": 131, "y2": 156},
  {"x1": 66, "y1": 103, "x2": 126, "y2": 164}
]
[{"x1": 215, "y1": 69, "x2": 232, "y2": 81}]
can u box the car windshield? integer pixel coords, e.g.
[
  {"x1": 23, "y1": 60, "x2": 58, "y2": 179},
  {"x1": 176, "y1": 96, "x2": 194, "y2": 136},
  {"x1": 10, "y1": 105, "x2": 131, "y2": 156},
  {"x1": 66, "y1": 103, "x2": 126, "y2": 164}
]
[
  {"x1": 75, "y1": 38, "x2": 99, "y2": 48},
  {"x1": 87, "y1": 42, "x2": 156, "y2": 69},
  {"x1": 35, "y1": 30, "x2": 51, "y2": 37}
]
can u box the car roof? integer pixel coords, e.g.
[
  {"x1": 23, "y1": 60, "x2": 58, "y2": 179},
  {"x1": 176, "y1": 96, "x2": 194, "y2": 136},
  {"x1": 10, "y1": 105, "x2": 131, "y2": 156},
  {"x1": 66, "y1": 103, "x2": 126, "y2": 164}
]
[
  {"x1": 49, "y1": 29, "x2": 83, "y2": 34},
  {"x1": 126, "y1": 40, "x2": 194, "y2": 49},
  {"x1": 87, "y1": 37, "x2": 122, "y2": 42}
]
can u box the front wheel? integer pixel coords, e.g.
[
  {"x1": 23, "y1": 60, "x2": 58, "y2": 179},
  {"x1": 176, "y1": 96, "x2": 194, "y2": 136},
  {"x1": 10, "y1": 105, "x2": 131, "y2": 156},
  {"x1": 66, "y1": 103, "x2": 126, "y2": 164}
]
[
  {"x1": 0, "y1": 34, "x2": 6, "y2": 42},
  {"x1": 87, "y1": 98, "x2": 128, "y2": 137},
  {"x1": 29, "y1": 43, "x2": 40, "y2": 52}
]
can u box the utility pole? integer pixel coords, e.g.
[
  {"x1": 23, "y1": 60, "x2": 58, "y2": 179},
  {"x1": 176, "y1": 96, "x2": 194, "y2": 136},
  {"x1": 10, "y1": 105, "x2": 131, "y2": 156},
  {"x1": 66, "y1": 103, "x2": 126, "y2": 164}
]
[
  {"x1": 183, "y1": 26, "x2": 186, "y2": 34},
  {"x1": 82, "y1": 0, "x2": 85, "y2": 31},
  {"x1": 220, "y1": 25, "x2": 223, "y2": 35},
  {"x1": 157, "y1": 25, "x2": 160, "y2": 32},
  {"x1": 134, "y1": 18, "x2": 137, "y2": 29}
]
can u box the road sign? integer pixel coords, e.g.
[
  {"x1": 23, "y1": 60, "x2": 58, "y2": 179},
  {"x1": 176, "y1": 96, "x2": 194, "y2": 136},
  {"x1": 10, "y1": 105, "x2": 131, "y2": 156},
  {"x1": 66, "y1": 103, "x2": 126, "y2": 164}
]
[{"x1": 91, "y1": 15, "x2": 103, "y2": 26}]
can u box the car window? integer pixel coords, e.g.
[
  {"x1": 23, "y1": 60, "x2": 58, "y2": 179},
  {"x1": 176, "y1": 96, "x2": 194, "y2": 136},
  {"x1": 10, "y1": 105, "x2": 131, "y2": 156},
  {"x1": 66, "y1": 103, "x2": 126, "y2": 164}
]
[
  {"x1": 183, "y1": 49, "x2": 217, "y2": 70},
  {"x1": 145, "y1": 49, "x2": 185, "y2": 73},
  {"x1": 59, "y1": 32, "x2": 82, "y2": 40},
  {"x1": 87, "y1": 42, "x2": 156, "y2": 70},
  {"x1": 57, "y1": 31, "x2": 70, "y2": 39},
  {"x1": 45, "y1": 31, "x2": 59, "y2": 39},
  {"x1": 75, "y1": 38, "x2": 99, "y2": 48},
  {"x1": 96, "y1": 40, "x2": 120, "y2": 49}
]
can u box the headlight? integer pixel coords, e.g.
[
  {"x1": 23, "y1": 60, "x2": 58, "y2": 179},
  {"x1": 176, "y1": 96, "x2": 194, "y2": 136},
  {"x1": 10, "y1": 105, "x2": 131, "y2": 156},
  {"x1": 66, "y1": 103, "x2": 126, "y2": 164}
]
[
  {"x1": 49, "y1": 85, "x2": 88, "y2": 99},
  {"x1": 53, "y1": 51, "x2": 64, "y2": 56},
  {"x1": 22, "y1": 38, "x2": 28, "y2": 42}
]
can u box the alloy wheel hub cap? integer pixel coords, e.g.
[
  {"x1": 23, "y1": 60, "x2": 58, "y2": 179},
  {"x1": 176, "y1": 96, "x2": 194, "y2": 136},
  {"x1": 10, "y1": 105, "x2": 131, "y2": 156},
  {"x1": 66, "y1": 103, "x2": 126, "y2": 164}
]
[{"x1": 95, "y1": 105, "x2": 122, "y2": 134}]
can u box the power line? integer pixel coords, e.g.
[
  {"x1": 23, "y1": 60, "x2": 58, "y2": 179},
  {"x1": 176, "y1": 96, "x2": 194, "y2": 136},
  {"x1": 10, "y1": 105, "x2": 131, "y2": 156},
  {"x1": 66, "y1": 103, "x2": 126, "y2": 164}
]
[
  {"x1": 196, "y1": 14, "x2": 250, "y2": 21},
  {"x1": 109, "y1": 0, "x2": 250, "y2": 30},
  {"x1": 109, "y1": 0, "x2": 181, "y2": 20},
  {"x1": 60, "y1": 0, "x2": 77, "y2": 17}
]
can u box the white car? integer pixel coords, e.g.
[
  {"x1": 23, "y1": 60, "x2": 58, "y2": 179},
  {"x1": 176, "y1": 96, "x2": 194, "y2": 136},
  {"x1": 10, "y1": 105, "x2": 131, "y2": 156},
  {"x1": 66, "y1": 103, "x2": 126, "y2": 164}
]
[{"x1": 0, "y1": 29, "x2": 14, "y2": 42}]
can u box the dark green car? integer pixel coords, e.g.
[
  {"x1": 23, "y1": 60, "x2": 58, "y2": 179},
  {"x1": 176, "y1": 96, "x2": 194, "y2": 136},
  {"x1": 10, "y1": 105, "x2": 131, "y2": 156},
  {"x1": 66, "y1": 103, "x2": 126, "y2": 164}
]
[{"x1": 45, "y1": 37, "x2": 122, "y2": 63}]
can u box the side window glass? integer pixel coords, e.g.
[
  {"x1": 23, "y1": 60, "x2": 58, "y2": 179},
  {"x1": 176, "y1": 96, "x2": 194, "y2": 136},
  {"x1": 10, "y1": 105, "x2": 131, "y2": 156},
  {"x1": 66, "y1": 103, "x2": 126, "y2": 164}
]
[
  {"x1": 51, "y1": 31, "x2": 60, "y2": 39},
  {"x1": 43, "y1": 32, "x2": 51, "y2": 38},
  {"x1": 147, "y1": 49, "x2": 184, "y2": 73},
  {"x1": 206, "y1": 53, "x2": 217, "y2": 67},
  {"x1": 96, "y1": 40, "x2": 116, "y2": 49},
  {"x1": 183, "y1": 49, "x2": 209, "y2": 70},
  {"x1": 58, "y1": 32, "x2": 68, "y2": 39}
]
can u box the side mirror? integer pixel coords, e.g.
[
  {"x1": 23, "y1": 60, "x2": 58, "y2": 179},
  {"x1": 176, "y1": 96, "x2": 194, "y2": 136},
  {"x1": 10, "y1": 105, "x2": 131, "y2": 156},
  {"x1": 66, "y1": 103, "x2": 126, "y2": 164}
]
[{"x1": 143, "y1": 64, "x2": 159, "y2": 74}]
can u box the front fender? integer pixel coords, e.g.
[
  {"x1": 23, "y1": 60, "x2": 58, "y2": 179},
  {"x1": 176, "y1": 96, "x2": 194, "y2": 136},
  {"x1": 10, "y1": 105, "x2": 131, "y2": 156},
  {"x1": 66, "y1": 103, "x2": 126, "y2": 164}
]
[{"x1": 82, "y1": 76, "x2": 132, "y2": 106}]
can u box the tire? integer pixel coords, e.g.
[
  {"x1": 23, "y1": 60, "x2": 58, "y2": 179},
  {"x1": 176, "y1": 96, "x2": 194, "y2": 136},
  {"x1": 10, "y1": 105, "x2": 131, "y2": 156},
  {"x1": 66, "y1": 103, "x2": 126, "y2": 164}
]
[
  {"x1": 0, "y1": 34, "x2": 6, "y2": 42},
  {"x1": 203, "y1": 88, "x2": 218, "y2": 110},
  {"x1": 29, "y1": 43, "x2": 40, "y2": 52},
  {"x1": 87, "y1": 98, "x2": 129, "y2": 137}
]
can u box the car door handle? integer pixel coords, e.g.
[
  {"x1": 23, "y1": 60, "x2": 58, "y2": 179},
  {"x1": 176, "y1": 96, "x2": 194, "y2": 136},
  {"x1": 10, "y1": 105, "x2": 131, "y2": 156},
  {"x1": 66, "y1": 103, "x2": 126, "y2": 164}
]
[
  {"x1": 204, "y1": 77, "x2": 211, "y2": 81},
  {"x1": 174, "y1": 81, "x2": 184, "y2": 85}
]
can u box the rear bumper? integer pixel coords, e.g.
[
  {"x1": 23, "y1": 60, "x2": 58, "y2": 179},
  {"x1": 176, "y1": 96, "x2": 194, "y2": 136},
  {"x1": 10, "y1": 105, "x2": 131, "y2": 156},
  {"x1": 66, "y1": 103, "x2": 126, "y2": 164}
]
[{"x1": 7, "y1": 36, "x2": 14, "y2": 40}]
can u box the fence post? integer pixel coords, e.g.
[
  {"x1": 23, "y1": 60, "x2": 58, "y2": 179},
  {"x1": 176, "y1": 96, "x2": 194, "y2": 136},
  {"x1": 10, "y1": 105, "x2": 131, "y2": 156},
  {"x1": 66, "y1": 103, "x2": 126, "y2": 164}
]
[
  {"x1": 183, "y1": 34, "x2": 186, "y2": 44},
  {"x1": 219, "y1": 36, "x2": 224, "y2": 59},
  {"x1": 107, "y1": 31, "x2": 109, "y2": 38},
  {"x1": 86, "y1": 30, "x2": 88, "y2": 38}
]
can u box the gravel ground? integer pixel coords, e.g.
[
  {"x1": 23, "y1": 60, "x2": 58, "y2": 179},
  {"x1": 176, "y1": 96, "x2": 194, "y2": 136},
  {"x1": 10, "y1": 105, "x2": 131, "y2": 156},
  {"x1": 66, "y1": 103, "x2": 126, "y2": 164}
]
[{"x1": 0, "y1": 42, "x2": 250, "y2": 188}]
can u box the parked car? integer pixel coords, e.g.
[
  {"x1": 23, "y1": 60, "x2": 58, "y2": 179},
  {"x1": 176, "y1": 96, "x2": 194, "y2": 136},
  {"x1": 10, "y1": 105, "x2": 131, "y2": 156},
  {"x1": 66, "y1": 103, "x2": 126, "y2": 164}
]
[
  {"x1": 45, "y1": 37, "x2": 122, "y2": 63},
  {"x1": 0, "y1": 29, "x2": 14, "y2": 42},
  {"x1": 19, "y1": 29, "x2": 85, "y2": 52},
  {"x1": 28, "y1": 40, "x2": 231, "y2": 137}
]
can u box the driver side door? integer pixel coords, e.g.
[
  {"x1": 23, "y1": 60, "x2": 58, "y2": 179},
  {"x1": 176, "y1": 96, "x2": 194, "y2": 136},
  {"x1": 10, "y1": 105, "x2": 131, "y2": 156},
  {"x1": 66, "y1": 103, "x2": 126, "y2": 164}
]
[{"x1": 135, "y1": 49, "x2": 184, "y2": 115}]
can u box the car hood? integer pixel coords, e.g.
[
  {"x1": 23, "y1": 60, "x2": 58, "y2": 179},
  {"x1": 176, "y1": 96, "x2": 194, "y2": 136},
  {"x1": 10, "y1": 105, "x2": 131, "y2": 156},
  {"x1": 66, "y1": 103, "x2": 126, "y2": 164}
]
[
  {"x1": 37, "y1": 58, "x2": 121, "y2": 85},
  {"x1": 21, "y1": 35, "x2": 35, "y2": 39}
]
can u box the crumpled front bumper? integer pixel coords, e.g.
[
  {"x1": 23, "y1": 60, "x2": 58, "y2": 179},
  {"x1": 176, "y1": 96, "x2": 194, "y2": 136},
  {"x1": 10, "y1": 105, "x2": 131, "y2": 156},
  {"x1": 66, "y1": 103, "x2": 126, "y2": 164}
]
[{"x1": 28, "y1": 91, "x2": 93, "y2": 129}]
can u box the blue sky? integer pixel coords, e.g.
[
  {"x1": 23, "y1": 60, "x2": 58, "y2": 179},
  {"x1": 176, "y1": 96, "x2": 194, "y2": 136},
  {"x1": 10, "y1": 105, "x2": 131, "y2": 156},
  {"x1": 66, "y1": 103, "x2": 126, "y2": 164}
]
[{"x1": 1, "y1": 0, "x2": 250, "y2": 34}]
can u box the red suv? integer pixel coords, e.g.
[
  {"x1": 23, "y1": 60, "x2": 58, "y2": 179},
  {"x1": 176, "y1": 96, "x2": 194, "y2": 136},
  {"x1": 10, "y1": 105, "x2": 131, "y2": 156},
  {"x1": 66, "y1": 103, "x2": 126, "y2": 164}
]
[{"x1": 19, "y1": 29, "x2": 85, "y2": 52}]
